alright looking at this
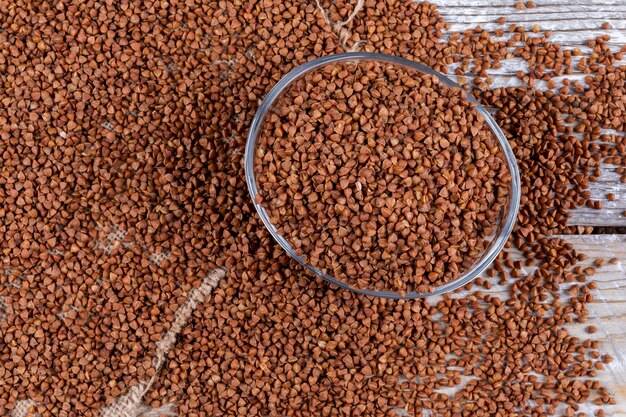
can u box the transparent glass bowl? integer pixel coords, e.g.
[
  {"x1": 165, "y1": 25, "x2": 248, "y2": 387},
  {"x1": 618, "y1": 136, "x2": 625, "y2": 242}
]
[{"x1": 244, "y1": 52, "x2": 521, "y2": 299}]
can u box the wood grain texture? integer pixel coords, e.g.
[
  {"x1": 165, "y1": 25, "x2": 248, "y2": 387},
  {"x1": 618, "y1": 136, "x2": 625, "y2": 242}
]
[
  {"x1": 423, "y1": 234, "x2": 626, "y2": 416},
  {"x1": 430, "y1": 0, "x2": 626, "y2": 227},
  {"x1": 543, "y1": 235, "x2": 626, "y2": 416},
  {"x1": 568, "y1": 166, "x2": 626, "y2": 226},
  {"x1": 425, "y1": 1, "x2": 626, "y2": 414}
]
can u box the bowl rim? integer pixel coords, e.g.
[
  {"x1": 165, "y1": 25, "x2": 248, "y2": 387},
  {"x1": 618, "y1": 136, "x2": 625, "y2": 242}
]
[{"x1": 244, "y1": 52, "x2": 521, "y2": 299}]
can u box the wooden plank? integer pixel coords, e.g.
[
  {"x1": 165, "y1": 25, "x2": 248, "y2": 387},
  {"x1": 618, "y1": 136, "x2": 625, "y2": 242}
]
[
  {"x1": 568, "y1": 166, "x2": 626, "y2": 227},
  {"x1": 426, "y1": 2, "x2": 626, "y2": 413},
  {"x1": 429, "y1": 0, "x2": 626, "y2": 228},
  {"x1": 422, "y1": 234, "x2": 626, "y2": 416},
  {"x1": 497, "y1": 235, "x2": 626, "y2": 415},
  {"x1": 545, "y1": 235, "x2": 626, "y2": 416},
  {"x1": 433, "y1": 0, "x2": 626, "y2": 6}
]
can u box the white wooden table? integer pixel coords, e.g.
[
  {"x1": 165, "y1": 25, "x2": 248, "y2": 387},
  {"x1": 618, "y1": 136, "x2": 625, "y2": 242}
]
[{"x1": 429, "y1": 0, "x2": 626, "y2": 415}]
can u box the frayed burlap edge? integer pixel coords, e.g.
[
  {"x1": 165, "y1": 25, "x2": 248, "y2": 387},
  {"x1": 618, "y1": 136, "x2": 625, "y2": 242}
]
[
  {"x1": 99, "y1": 268, "x2": 225, "y2": 417},
  {"x1": 0, "y1": 296, "x2": 9, "y2": 324},
  {"x1": 314, "y1": 0, "x2": 365, "y2": 52},
  {"x1": 11, "y1": 399, "x2": 38, "y2": 417}
]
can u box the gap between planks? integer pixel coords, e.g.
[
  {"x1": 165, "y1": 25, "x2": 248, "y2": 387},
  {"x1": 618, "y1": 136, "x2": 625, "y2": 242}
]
[
  {"x1": 427, "y1": 0, "x2": 626, "y2": 228},
  {"x1": 478, "y1": 234, "x2": 626, "y2": 414}
]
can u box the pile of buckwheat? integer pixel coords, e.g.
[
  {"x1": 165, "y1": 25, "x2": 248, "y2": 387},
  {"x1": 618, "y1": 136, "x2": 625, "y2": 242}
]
[
  {"x1": 0, "y1": 0, "x2": 624, "y2": 416},
  {"x1": 255, "y1": 60, "x2": 511, "y2": 294}
]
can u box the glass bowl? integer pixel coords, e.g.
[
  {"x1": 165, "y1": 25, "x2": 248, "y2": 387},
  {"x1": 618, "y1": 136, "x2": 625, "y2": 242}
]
[{"x1": 244, "y1": 52, "x2": 521, "y2": 299}]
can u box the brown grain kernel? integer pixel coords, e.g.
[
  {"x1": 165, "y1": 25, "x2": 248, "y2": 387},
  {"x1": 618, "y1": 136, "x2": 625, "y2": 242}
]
[
  {"x1": 583, "y1": 267, "x2": 596, "y2": 276},
  {"x1": 586, "y1": 325, "x2": 598, "y2": 334},
  {"x1": 256, "y1": 60, "x2": 510, "y2": 293},
  {"x1": 0, "y1": 0, "x2": 622, "y2": 416},
  {"x1": 515, "y1": 1, "x2": 526, "y2": 9},
  {"x1": 606, "y1": 193, "x2": 615, "y2": 201}
]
